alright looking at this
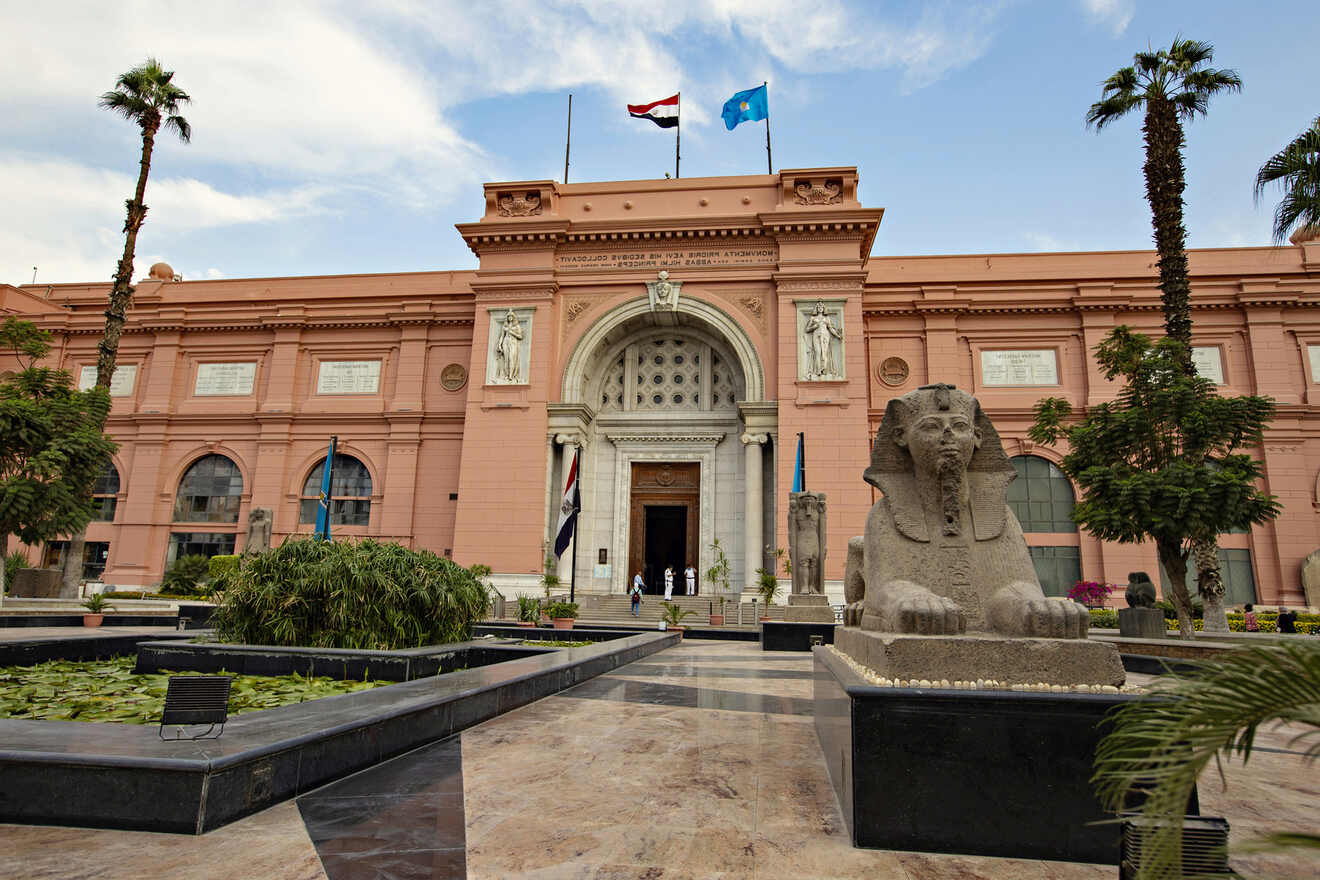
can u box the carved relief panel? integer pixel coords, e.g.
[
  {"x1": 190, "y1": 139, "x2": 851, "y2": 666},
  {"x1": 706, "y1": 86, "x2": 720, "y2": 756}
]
[
  {"x1": 485, "y1": 307, "x2": 534, "y2": 385},
  {"x1": 795, "y1": 299, "x2": 847, "y2": 381}
]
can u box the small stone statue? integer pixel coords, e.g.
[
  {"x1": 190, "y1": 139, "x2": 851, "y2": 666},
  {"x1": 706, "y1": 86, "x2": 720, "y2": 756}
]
[
  {"x1": 1124, "y1": 572, "x2": 1156, "y2": 608},
  {"x1": 245, "y1": 507, "x2": 273, "y2": 554},
  {"x1": 494, "y1": 311, "x2": 524, "y2": 383},
  {"x1": 847, "y1": 383, "x2": 1088, "y2": 638},
  {"x1": 789, "y1": 492, "x2": 827, "y2": 594},
  {"x1": 803, "y1": 301, "x2": 843, "y2": 380}
]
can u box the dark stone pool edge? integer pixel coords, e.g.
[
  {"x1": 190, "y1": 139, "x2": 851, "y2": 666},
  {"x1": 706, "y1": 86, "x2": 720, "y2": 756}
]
[{"x1": 0, "y1": 630, "x2": 678, "y2": 834}]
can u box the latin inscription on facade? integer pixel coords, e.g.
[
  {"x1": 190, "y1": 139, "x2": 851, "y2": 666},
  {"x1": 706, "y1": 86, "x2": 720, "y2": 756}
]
[
  {"x1": 317, "y1": 360, "x2": 382, "y2": 394},
  {"x1": 980, "y1": 350, "x2": 1058, "y2": 386},
  {"x1": 78, "y1": 364, "x2": 137, "y2": 397},
  {"x1": 556, "y1": 244, "x2": 777, "y2": 271},
  {"x1": 194, "y1": 362, "x2": 256, "y2": 396},
  {"x1": 1192, "y1": 346, "x2": 1224, "y2": 385}
]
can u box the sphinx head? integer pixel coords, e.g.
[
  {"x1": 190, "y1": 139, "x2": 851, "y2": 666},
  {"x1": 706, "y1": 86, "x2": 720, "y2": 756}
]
[{"x1": 889, "y1": 384, "x2": 982, "y2": 480}]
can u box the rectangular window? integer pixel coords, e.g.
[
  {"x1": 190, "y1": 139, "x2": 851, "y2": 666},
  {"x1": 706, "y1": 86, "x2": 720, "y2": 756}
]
[
  {"x1": 1160, "y1": 547, "x2": 1257, "y2": 606},
  {"x1": 167, "y1": 532, "x2": 237, "y2": 565},
  {"x1": 298, "y1": 498, "x2": 371, "y2": 526},
  {"x1": 1027, "y1": 546, "x2": 1082, "y2": 598},
  {"x1": 41, "y1": 541, "x2": 110, "y2": 580}
]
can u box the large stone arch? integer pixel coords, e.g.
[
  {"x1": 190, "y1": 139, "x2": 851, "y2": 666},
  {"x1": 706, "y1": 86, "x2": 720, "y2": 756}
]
[{"x1": 560, "y1": 293, "x2": 766, "y2": 405}]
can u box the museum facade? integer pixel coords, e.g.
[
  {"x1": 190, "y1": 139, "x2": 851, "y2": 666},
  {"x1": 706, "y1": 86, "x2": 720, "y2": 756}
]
[{"x1": 3, "y1": 167, "x2": 1319, "y2": 607}]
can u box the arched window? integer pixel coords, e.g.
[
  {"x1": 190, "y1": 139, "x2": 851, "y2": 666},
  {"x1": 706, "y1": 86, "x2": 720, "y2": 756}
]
[
  {"x1": 93, "y1": 462, "x2": 120, "y2": 522},
  {"x1": 1007, "y1": 456, "x2": 1077, "y2": 533},
  {"x1": 174, "y1": 454, "x2": 243, "y2": 523},
  {"x1": 300, "y1": 454, "x2": 372, "y2": 526}
]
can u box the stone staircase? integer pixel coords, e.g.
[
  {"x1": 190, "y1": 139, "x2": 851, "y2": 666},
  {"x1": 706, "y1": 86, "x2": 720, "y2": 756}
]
[{"x1": 497, "y1": 594, "x2": 789, "y2": 626}]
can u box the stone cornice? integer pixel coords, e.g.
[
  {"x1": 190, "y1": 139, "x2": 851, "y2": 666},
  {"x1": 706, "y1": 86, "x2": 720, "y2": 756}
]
[{"x1": 605, "y1": 432, "x2": 727, "y2": 445}]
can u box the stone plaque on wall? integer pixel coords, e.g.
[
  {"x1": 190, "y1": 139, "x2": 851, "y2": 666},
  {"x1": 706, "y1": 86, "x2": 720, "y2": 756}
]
[
  {"x1": 78, "y1": 364, "x2": 137, "y2": 397},
  {"x1": 1192, "y1": 346, "x2": 1224, "y2": 385},
  {"x1": 1308, "y1": 345, "x2": 1320, "y2": 383},
  {"x1": 980, "y1": 349, "x2": 1058, "y2": 386},
  {"x1": 194, "y1": 362, "x2": 256, "y2": 396},
  {"x1": 316, "y1": 360, "x2": 381, "y2": 394}
]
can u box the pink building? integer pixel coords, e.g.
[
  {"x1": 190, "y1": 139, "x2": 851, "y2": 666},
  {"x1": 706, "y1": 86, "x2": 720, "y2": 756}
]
[{"x1": 3, "y1": 167, "x2": 1318, "y2": 607}]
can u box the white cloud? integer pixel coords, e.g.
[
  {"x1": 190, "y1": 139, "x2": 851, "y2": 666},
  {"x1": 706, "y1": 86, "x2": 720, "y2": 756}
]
[
  {"x1": 1022, "y1": 232, "x2": 1082, "y2": 252},
  {"x1": 0, "y1": 156, "x2": 326, "y2": 284},
  {"x1": 1081, "y1": 0, "x2": 1134, "y2": 36}
]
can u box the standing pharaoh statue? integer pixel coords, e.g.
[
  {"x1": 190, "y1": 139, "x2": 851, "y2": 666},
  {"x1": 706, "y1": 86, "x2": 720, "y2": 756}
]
[
  {"x1": 245, "y1": 507, "x2": 273, "y2": 554},
  {"x1": 494, "y1": 311, "x2": 524, "y2": 383},
  {"x1": 846, "y1": 383, "x2": 1088, "y2": 638},
  {"x1": 803, "y1": 301, "x2": 843, "y2": 380},
  {"x1": 788, "y1": 492, "x2": 827, "y2": 595}
]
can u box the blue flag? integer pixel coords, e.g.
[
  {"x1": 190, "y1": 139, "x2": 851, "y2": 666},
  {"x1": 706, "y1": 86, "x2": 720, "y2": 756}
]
[
  {"x1": 313, "y1": 436, "x2": 337, "y2": 542},
  {"x1": 722, "y1": 84, "x2": 768, "y2": 131},
  {"x1": 792, "y1": 432, "x2": 805, "y2": 493}
]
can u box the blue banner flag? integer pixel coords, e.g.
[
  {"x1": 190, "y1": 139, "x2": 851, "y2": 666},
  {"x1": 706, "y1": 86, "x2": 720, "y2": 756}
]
[
  {"x1": 792, "y1": 432, "x2": 805, "y2": 493},
  {"x1": 313, "y1": 436, "x2": 337, "y2": 542},
  {"x1": 722, "y1": 84, "x2": 769, "y2": 131}
]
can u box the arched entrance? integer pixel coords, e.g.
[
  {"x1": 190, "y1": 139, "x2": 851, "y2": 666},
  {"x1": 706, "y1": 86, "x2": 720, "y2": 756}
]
[{"x1": 551, "y1": 295, "x2": 775, "y2": 595}]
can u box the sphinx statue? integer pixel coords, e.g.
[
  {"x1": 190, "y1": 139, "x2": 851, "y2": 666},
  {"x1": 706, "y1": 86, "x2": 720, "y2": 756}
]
[{"x1": 846, "y1": 383, "x2": 1088, "y2": 639}]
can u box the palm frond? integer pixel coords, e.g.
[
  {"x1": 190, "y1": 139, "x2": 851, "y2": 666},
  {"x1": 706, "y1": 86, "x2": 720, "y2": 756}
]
[
  {"x1": 1167, "y1": 38, "x2": 1215, "y2": 69},
  {"x1": 1093, "y1": 641, "x2": 1320, "y2": 879},
  {"x1": 1254, "y1": 116, "x2": 1320, "y2": 242}
]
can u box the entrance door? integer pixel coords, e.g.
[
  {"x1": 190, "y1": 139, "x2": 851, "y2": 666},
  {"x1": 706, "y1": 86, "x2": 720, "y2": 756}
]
[{"x1": 628, "y1": 463, "x2": 699, "y2": 595}]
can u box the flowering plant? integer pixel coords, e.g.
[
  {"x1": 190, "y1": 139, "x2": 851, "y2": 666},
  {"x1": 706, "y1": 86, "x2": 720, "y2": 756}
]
[{"x1": 1067, "y1": 580, "x2": 1115, "y2": 608}]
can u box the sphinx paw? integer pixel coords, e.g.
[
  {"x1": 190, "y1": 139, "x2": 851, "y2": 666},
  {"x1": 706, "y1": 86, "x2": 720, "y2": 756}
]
[
  {"x1": 893, "y1": 593, "x2": 965, "y2": 635},
  {"x1": 1022, "y1": 599, "x2": 1089, "y2": 639}
]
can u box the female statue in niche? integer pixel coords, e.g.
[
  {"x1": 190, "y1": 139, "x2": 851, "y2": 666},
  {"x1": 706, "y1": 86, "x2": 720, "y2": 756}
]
[
  {"x1": 804, "y1": 301, "x2": 843, "y2": 379},
  {"x1": 495, "y1": 311, "x2": 524, "y2": 383}
]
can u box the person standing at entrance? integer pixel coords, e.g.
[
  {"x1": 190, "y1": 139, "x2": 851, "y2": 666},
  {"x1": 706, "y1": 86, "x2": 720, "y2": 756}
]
[
  {"x1": 664, "y1": 565, "x2": 675, "y2": 600},
  {"x1": 630, "y1": 579, "x2": 643, "y2": 617},
  {"x1": 684, "y1": 562, "x2": 696, "y2": 596}
]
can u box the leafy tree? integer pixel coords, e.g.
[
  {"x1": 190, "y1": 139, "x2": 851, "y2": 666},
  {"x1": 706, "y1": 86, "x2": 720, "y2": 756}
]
[
  {"x1": 0, "y1": 319, "x2": 118, "y2": 606},
  {"x1": 1254, "y1": 115, "x2": 1320, "y2": 244},
  {"x1": 96, "y1": 57, "x2": 191, "y2": 389},
  {"x1": 1030, "y1": 329, "x2": 1278, "y2": 638},
  {"x1": 1087, "y1": 39, "x2": 1242, "y2": 623},
  {"x1": 1086, "y1": 38, "x2": 1240, "y2": 361}
]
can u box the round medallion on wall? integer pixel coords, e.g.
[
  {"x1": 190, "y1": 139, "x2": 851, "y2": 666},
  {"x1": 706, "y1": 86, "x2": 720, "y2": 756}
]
[
  {"x1": 878, "y1": 357, "x2": 910, "y2": 387},
  {"x1": 440, "y1": 363, "x2": 468, "y2": 391}
]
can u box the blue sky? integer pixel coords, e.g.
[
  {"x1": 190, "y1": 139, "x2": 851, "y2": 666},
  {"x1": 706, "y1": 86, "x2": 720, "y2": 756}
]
[{"x1": 2, "y1": 0, "x2": 1316, "y2": 286}]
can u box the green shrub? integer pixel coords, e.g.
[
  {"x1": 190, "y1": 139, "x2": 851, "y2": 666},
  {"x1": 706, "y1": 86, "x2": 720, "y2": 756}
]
[
  {"x1": 1089, "y1": 608, "x2": 1118, "y2": 629},
  {"x1": 3, "y1": 551, "x2": 31, "y2": 590},
  {"x1": 543, "y1": 600, "x2": 580, "y2": 619},
  {"x1": 211, "y1": 538, "x2": 488, "y2": 649},
  {"x1": 207, "y1": 555, "x2": 239, "y2": 584},
  {"x1": 160, "y1": 554, "x2": 210, "y2": 596}
]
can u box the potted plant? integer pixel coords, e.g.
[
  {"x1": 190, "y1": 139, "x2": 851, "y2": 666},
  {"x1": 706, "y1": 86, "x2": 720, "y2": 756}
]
[
  {"x1": 543, "y1": 600, "x2": 579, "y2": 630},
  {"x1": 705, "y1": 538, "x2": 731, "y2": 626},
  {"x1": 540, "y1": 555, "x2": 560, "y2": 623},
  {"x1": 756, "y1": 567, "x2": 779, "y2": 621},
  {"x1": 516, "y1": 595, "x2": 541, "y2": 627},
  {"x1": 661, "y1": 601, "x2": 697, "y2": 638},
  {"x1": 81, "y1": 592, "x2": 113, "y2": 627}
]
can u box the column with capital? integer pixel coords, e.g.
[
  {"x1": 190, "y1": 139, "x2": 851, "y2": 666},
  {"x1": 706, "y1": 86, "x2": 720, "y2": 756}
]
[{"x1": 742, "y1": 433, "x2": 767, "y2": 590}]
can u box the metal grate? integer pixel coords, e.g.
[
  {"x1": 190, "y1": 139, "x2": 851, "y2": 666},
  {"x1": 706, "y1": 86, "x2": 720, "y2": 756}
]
[
  {"x1": 1121, "y1": 814, "x2": 1232, "y2": 879},
  {"x1": 159, "y1": 675, "x2": 232, "y2": 740}
]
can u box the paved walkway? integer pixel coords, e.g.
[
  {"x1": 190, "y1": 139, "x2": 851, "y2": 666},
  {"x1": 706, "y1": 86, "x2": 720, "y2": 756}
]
[{"x1": 0, "y1": 640, "x2": 1316, "y2": 878}]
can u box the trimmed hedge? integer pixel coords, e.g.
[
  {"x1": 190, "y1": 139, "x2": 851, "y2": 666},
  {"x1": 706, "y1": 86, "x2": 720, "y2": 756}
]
[
  {"x1": 210, "y1": 538, "x2": 490, "y2": 649},
  {"x1": 1090, "y1": 607, "x2": 1319, "y2": 634}
]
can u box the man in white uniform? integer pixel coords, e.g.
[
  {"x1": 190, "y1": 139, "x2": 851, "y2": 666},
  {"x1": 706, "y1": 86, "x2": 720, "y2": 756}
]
[
  {"x1": 684, "y1": 562, "x2": 697, "y2": 596},
  {"x1": 663, "y1": 566, "x2": 674, "y2": 601}
]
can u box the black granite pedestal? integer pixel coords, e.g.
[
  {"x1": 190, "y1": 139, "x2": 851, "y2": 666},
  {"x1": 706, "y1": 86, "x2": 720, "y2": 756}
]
[
  {"x1": 813, "y1": 645, "x2": 1189, "y2": 864},
  {"x1": 762, "y1": 621, "x2": 838, "y2": 651}
]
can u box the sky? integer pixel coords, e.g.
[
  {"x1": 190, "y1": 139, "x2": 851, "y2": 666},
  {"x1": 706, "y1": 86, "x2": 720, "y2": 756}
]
[{"x1": 2, "y1": 0, "x2": 1317, "y2": 287}]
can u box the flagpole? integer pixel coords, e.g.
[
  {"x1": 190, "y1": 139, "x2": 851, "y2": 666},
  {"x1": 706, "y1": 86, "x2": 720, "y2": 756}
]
[
  {"x1": 763, "y1": 81, "x2": 772, "y2": 174},
  {"x1": 569, "y1": 444, "x2": 580, "y2": 603},
  {"x1": 563, "y1": 93, "x2": 572, "y2": 184},
  {"x1": 675, "y1": 92, "x2": 681, "y2": 179}
]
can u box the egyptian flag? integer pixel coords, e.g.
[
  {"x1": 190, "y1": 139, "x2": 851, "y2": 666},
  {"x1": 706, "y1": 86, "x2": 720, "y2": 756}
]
[
  {"x1": 627, "y1": 94, "x2": 679, "y2": 128},
  {"x1": 553, "y1": 448, "x2": 580, "y2": 557}
]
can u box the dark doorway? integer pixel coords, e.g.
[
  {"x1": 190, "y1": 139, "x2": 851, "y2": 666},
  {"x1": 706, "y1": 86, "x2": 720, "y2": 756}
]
[{"x1": 644, "y1": 505, "x2": 687, "y2": 595}]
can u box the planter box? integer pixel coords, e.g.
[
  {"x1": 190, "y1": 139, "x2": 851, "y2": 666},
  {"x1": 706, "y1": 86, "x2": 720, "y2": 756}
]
[
  {"x1": 813, "y1": 645, "x2": 1190, "y2": 864},
  {"x1": 552, "y1": 618, "x2": 575, "y2": 630}
]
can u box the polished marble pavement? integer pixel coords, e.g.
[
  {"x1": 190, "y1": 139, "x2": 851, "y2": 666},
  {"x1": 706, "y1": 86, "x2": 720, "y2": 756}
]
[{"x1": 0, "y1": 639, "x2": 1315, "y2": 878}]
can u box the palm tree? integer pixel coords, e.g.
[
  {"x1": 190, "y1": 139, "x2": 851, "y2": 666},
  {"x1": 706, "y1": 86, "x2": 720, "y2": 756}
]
[
  {"x1": 96, "y1": 58, "x2": 191, "y2": 388},
  {"x1": 1254, "y1": 115, "x2": 1320, "y2": 244},
  {"x1": 1093, "y1": 641, "x2": 1320, "y2": 878},
  {"x1": 1086, "y1": 39, "x2": 1240, "y2": 361},
  {"x1": 1088, "y1": 40, "x2": 1241, "y2": 636}
]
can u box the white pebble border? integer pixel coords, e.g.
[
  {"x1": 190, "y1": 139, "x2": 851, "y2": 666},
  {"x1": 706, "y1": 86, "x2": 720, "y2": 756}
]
[{"x1": 826, "y1": 647, "x2": 1147, "y2": 695}]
